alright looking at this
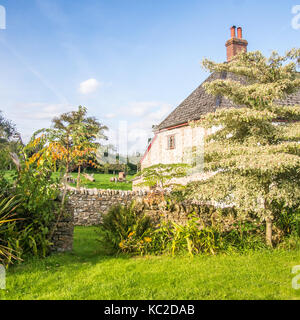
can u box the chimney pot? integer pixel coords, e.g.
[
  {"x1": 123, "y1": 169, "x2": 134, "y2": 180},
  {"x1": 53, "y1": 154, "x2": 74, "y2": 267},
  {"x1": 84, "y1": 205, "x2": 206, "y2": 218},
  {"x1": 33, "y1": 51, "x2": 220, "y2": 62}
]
[
  {"x1": 237, "y1": 27, "x2": 242, "y2": 39},
  {"x1": 230, "y1": 26, "x2": 236, "y2": 38}
]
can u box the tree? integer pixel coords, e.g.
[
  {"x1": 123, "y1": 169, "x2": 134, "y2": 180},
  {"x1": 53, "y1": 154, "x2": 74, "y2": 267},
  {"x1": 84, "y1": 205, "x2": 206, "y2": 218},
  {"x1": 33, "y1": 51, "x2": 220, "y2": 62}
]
[
  {"x1": 136, "y1": 163, "x2": 190, "y2": 190},
  {"x1": 27, "y1": 106, "x2": 108, "y2": 187},
  {"x1": 0, "y1": 111, "x2": 16, "y2": 142},
  {"x1": 185, "y1": 49, "x2": 300, "y2": 247},
  {"x1": 25, "y1": 106, "x2": 108, "y2": 240},
  {"x1": 0, "y1": 111, "x2": 20, "y2": 171},
  {"x1": 51, "y1": 106, "x2": 108, "y2": 187}
]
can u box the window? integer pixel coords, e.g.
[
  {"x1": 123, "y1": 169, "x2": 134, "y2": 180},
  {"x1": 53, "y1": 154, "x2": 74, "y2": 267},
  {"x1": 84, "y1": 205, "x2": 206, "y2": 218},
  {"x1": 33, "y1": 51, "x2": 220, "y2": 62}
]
[{"x1": 167, "y1": 135, "x2": 176, "y2": 150}]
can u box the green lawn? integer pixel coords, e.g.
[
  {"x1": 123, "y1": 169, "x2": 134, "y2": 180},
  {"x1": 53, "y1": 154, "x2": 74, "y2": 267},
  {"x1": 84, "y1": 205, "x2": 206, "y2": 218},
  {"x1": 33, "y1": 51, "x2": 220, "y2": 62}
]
[
  {"x1": 52, "y1": 172, "x2": 134, "y2": 190},
  {"x1": 4, "y1": 171, "x2": 133, "y2": 191},
  {"x1": 1, "y1": 226, "x2": 300, "y2": 300}
]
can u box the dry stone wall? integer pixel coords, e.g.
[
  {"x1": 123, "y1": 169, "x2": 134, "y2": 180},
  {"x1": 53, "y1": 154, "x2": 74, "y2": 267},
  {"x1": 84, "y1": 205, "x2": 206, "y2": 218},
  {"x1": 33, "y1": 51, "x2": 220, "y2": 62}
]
[
  {"x1": 64, "y1": 188, "x2": 218, "y2": 227},
  {"x1": 66, "y1": 188, "x2": 149, "y2": 226},
  {"x1": 50, "y1": 187, "x2": 259, "y2": 253},
  {"x1": 50, "y1": 205, "x2": 74, "y2": 253}
]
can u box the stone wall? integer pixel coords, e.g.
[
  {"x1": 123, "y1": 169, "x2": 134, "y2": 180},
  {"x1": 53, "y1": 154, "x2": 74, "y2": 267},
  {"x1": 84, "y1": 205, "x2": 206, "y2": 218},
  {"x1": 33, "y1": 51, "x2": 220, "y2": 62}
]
[
  {"x1": 63, "y1": 188, "x2": 213, "y2": 228},
  {"x1": 141, "y1": 125, "x2": 205, "y2": 170},
  {"x1": 64, "y1": 188, "x2": 225, "y2": 228},
  {"x1": 49, "y1": 187, "x2": 268, "y2": 252},
  {"x1": 50, "y1": 207, "x2": 74, "y2": 252},
  {"x1": 49, "y1": 188, "x2": 149, "y2": 252},
  {"x1": 66, "y1": 188, "x2": 149, "y2": 226},
  {"x1": 65, "y1": 188, "x2": 250, "y2": 234}
]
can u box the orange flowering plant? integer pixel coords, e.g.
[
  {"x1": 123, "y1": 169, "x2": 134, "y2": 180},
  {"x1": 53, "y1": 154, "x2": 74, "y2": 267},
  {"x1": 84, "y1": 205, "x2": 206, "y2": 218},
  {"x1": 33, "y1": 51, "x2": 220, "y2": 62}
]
[
  {"x1": 26, "y1": 106, "x2": 108, "y2": 187},
  {"x1": 24, "y1": 106, "x2": 108, "y2": 242},
  {"x1": 118, "y1": 230, "x2": 153, "y2": 255}
]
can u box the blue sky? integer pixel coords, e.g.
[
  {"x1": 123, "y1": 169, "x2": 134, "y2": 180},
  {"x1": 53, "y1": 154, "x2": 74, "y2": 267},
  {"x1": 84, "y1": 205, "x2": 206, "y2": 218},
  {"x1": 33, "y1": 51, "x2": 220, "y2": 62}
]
[{"x1": 0, "y1": 0, "x2": 299, "y2": 153}]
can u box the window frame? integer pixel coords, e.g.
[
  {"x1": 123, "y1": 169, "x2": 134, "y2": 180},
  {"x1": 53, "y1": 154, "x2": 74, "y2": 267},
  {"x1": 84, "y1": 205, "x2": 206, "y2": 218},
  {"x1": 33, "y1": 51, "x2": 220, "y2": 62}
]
[{"x1": 167, "y1": 134, "x2": 176, "y2": 150}]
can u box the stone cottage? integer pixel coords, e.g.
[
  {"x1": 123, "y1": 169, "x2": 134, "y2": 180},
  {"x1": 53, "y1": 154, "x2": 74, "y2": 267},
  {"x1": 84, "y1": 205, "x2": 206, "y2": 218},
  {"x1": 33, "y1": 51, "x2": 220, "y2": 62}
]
[{"x1": 139, "y1": 26, "x2": 300, "y2": 173}]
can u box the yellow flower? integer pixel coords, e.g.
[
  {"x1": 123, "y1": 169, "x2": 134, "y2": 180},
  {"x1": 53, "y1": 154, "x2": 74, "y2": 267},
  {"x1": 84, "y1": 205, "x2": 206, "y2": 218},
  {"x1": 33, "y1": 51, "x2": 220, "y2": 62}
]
[
  {"x1": 128, "y1": 231, "x2": 136, "y2": 238},
  {"x1": 144, "y1": 237, "x2": 152, "y2": 243},
  {"x1": 119, "y1": 241, "x2": 124, "y2": 248}
]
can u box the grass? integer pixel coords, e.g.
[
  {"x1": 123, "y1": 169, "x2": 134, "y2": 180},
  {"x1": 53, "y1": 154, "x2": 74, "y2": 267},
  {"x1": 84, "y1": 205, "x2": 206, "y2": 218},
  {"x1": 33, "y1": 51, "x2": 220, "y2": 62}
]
[
  {"x1": 52, "y1": 172, "x2": 134, "y2": 190},
  {"x1": 4, "y1": 171, "x2": 134, "y2": 191},
  {"x1": 1, "y1": 226, "x2": 300, "y2": 300}
]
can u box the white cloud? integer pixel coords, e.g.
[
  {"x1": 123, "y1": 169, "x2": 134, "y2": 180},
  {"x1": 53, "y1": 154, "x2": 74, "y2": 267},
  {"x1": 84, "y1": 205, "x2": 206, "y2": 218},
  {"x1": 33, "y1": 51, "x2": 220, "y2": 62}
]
[
  {"x1": 126, "y1": 101, "x2": 160, "y2": 117},
  {"x1": 105, "y1": 101, "x2": 172, "y2": 154},
  {"x1": 7, "y1": 102, "x2": 75, "y2": 143},
  {"x1": 129, "y1": 102, "x2": 172, "y2": 129},
  {"x1": 14, "y1": 103, "x2": 73, "y2": 121},
  {"x1": 104, "y1": 113, "x2": 116, "y2": 119},
  {"x1": 127, "y1": 102, "x2": 172, "y2": 153},
  {"x1": 79, "y1": 78, "x2": 102, "y2": 94}
]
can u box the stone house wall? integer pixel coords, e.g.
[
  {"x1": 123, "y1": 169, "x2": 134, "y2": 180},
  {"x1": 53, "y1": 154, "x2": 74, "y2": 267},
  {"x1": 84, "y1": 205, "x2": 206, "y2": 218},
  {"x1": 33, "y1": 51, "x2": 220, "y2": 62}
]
[
  {"x1": 141, "y1": 125, "x2": 205, "y2": 170},
  {"x1": 137, "y1": 125, "x2": 222, "y2": 191}
]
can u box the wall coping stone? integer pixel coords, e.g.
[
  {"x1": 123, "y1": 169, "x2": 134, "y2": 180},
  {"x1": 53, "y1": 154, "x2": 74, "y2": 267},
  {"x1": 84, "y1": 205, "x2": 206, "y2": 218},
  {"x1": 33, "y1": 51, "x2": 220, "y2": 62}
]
[{"x1": 65, "y1": 186, "x2": 150, "y2": 197}]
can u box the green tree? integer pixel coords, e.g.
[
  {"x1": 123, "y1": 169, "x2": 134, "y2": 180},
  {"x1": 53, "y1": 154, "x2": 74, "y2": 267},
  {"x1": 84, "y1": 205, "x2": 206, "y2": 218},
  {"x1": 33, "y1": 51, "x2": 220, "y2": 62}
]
[
  {"x1": 136, "y1": 163, "x2": 190, "y2": 189},
  {"x1": 0, "y1": 111, "x2": 16, "y2": 142},
  {"x1": 185, "y1": 49, "x2": 300, "y2": 247},
  {"x1": 25, "y1": 106, "x2": 108, "y2": 240},
  {"x1": 51, "y1": 106, "x2": 108, "y2": 187},
  {"x1": 0, "y1": 111, "x2": 20, "y2": 170}
]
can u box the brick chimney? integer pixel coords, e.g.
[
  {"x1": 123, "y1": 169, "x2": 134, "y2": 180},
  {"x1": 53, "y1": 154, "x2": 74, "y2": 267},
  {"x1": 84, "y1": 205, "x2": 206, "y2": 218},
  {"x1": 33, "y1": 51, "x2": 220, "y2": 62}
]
[{"x1": 225, "y1": 26, "x2": 248, "y2": 62}]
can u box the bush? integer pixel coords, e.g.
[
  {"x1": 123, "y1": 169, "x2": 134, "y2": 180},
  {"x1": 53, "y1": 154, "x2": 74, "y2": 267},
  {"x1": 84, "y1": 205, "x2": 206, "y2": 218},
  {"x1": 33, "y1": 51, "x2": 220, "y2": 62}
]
[
  {"x1": 98, "y1": 202, "x2": 154, "y2": 254},
  {"x1": 144, "y1": 216, "x2": 266, "y2": 256},
  {"x1": 275, "y1": 208, "x2": 300, "y2": 237},
  {"x1": 277, "y1": 234, "x2": 300, "y2": 251},
  {"x1": 98, "y1": 202, "x2": 282, "y2": 257},
  {"x1": 0, "y1": 193, "x2": 21, "y2": 265},
  {"x1": 0, "y1": 171, "x2": 12, "y2": 195},
  {"x1": 149, "y1": 217, "x2": 222, "y2": 256},
  {"x1": 1, "y1": 167, "x2": 60, "y2": 262}
]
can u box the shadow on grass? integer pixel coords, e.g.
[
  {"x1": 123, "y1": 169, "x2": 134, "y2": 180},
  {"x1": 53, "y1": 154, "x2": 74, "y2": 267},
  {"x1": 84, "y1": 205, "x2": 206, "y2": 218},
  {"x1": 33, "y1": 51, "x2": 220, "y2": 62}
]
[{"x1": 8, "y1": 226, "x2": 132, "y2": 275}]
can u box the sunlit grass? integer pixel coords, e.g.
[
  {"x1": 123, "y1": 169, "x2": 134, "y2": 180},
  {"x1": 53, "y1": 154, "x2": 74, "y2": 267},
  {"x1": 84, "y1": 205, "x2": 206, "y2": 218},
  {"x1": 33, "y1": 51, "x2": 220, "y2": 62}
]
[
  {"x1": 4, "y1": 171, "x2": 133, "y2": 191},
  {"x1": 52, "y1": 172, "x2": 134, "y2": 190},
  {"x1": 1, "y1": 226, "x2": 300, "y2": 300}
]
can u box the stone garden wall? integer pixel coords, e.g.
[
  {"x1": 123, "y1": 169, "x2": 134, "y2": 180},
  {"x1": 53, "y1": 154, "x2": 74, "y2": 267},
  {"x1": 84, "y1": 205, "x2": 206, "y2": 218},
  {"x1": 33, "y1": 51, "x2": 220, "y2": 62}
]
[
  {"x1": 50, "y1": 211, "x2": 74, "y2": 252},
  {"x1": 64, "y1": 187, "x2": 216, "y2": 227},
  {"x1": 66, "y1": 188, "x2": 149, "y2": 226},
  {"x1": 50, "y1": 187, "x2": 259, "y2": 252},
  {"x1": 50, "y1": 188, "x2": 149, "y2": 252}
]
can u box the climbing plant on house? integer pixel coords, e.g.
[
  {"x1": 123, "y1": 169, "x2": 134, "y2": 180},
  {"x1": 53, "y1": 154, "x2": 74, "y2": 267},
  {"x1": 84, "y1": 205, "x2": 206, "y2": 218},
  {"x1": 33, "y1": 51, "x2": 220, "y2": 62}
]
[{"x1": 185, "y1": 49, "x2": 300, "y2": 247}]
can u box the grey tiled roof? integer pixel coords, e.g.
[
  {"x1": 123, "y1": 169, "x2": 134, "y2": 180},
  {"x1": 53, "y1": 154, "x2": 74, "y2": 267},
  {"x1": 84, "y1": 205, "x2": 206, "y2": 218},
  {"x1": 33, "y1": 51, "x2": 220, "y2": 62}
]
[{"x1": 157, "y1": 72, "x2": 300, "y2": 131}]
